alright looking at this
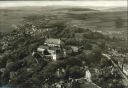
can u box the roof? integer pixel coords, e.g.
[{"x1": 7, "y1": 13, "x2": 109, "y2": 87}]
[
  {"x1": 49, "y1": 47, "x2": 60, "y2": 50},
  {"x1": 71, "y1": 46, "x2": 79, "y2": 52},
  {"x1": 45, "y1": 38, "x2": 62, "y2": 45},
  {"x1": 38, "y1": 45, "x2": 49, "y2": 50},
  {"x1": 38, "y1": 45, "x2": 60, "y2": 51}
]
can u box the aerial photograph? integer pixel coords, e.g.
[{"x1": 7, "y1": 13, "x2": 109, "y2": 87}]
[{"x1": 0, "y1": 0, "x2": 128, "y2": 88}]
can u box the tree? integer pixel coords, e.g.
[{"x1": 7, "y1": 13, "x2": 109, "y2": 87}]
[
  {"x1": 65, "y1": 56, "x2": 82, "y2": 66},
  {"x1": 84, "y1": 42, "x2": 92, "y2": 50},
  {"x1": 115, "y1": 17, "x2": 123, "y2": 28},
  {"x1": 68, "y1": 66, "x2": 84, "y2": 79},
  {"x1": 43, "y1": 62, "x2": 58, "y2": 78}
]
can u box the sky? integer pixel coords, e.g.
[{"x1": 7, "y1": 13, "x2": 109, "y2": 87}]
[{"x1": 0, "y1": 1, "x2": 127, "y2": 8}]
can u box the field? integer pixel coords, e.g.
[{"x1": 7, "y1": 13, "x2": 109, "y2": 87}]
[{"x1": 0, "y1": 6, "x2": 127, "y2": 32}]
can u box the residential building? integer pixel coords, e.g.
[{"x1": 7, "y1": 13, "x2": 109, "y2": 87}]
[
  {"x1": 44, "y1": 38, "x2": 64, "y2": 48},
  {"x1": 37, "y1": 38, "x2": 65, "y2": 61}
]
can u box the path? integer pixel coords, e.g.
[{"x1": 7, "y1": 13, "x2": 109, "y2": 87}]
[{"x1": 102, "y1": 53, "x2": 128, "y2": 86}]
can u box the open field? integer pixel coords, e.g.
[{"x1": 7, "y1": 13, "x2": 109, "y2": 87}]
[{"x1": 0, "y1": 6, "x2": 127, "y2": 32}]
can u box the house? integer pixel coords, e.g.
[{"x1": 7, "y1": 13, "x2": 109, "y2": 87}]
[
  {"x1": 37, "y1": 38, "x2": 65, "y2": 61},
  {"x1": 37, "y1": 45, "x2": 58, "y2": 61},
  {"x1": 37, "y1": 45, "x2": 49, "y2": 54},
  {"x1": 44, "y1": 38, "x2": 64, "y2": 48},
  {"x1": 37, "y1": 45, "x2": 61, "y2": 55}
]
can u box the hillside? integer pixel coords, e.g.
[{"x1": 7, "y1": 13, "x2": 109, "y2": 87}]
[
  {"x1": 0, "y1": 6, "x2": 128, "y2": 88},
  {"x1": 0, "y1": 6, "x2": 127, "y2": 32},
  {"x1": 103, "y1": 7, "x2": 127, "y2": 12}
]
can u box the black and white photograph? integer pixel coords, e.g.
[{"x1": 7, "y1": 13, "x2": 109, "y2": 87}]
[{"x1": 0, "y1": 0, "x2": 128, "y2": 88}]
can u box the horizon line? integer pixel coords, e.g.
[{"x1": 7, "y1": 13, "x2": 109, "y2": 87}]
[{"x1": 0, "y1": 1, "x2": 127, "y2": 7}]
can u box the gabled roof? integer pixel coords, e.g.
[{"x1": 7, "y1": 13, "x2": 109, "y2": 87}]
[{"x1": 45, "y1": 38, "x2": 62, "y2": 45}]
